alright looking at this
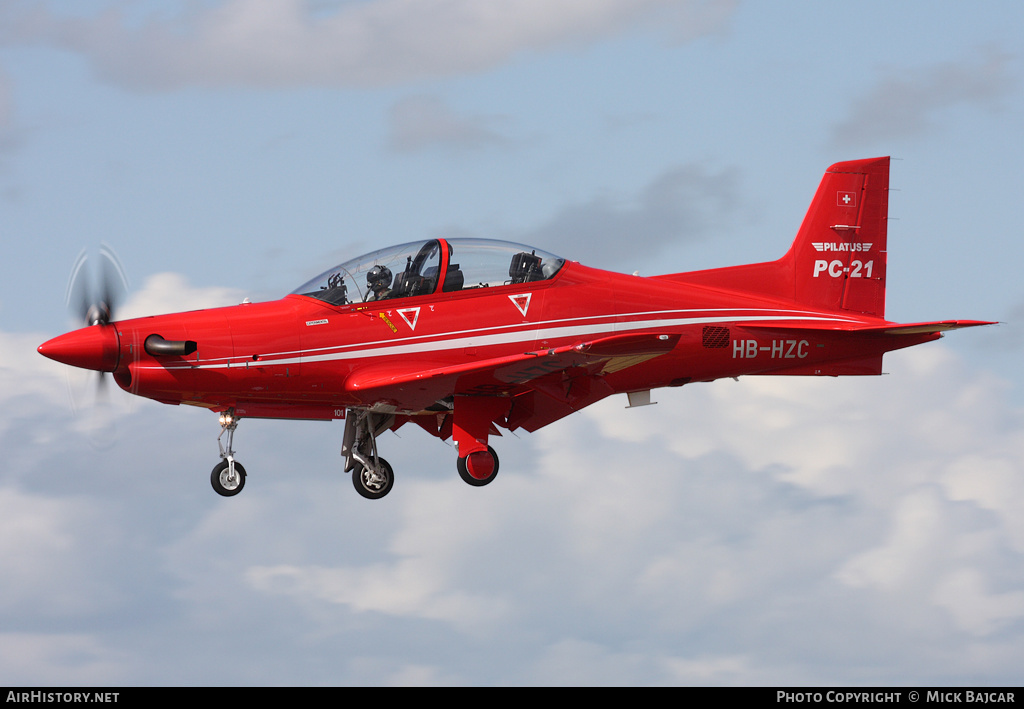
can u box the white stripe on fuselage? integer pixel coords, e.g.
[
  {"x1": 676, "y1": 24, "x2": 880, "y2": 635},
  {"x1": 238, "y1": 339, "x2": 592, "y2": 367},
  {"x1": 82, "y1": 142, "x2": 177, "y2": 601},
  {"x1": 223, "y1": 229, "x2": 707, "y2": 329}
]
[{"x1": 144, "y1": 308, "x2": 863, "y2": 372}]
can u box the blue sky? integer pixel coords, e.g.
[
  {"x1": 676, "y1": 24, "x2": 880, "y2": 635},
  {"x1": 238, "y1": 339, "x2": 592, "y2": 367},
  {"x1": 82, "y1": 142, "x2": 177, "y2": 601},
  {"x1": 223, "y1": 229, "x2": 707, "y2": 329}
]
[{"x1": 1, "y1": 0, "x2": 1023, "y2": 685}]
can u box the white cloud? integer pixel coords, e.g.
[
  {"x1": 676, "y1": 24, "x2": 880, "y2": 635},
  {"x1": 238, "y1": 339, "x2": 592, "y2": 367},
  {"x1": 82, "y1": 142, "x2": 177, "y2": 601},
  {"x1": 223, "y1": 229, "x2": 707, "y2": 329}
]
[
  {"x1": 211, "y1": 345, "x2": 1024, "y2": 681},
  {"x1": 932, "y1": 568, "x2": 1024, "y2": 637},
  {"x1": 0, "y1": 487, "x2": 125, "y2": 617},
  {"x1": 831, "y1": 50, "x2": 1016, "y2": 148},
  {"x1": 6, "y1": 285, "x2": 1023, "y2": 683},
  {"x1": 247, "y1": 560, "x2": 506, "y2": 628},
  {"x1": 0, "y1": 330, "x2": 67, "y2": 411},
  {"x1": 0, "y1": 632, "x2": 128, "y2": 685},
  {"x1": 942, "y1": 454, "x2": 1024, "y2": 552},
  {"x1": 117, "y1": 272, "x2": 245, "y2": 320},
  {"x1": 0, "y1": 0, "x2": 739, "y2": 88}
]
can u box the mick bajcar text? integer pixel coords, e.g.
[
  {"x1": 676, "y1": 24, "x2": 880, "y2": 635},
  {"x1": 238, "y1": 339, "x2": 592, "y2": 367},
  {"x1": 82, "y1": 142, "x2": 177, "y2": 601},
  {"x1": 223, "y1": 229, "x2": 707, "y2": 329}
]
[{"x1": 777, "y1": 692, "x2": 1015, "y2": 704}]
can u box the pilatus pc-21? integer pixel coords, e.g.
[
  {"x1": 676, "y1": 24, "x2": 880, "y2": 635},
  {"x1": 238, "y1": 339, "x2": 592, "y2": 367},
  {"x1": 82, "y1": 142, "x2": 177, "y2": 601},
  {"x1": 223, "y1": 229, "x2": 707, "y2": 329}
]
[{"x1": 39, "y1": 157, "x2": 990, "y2": 499}]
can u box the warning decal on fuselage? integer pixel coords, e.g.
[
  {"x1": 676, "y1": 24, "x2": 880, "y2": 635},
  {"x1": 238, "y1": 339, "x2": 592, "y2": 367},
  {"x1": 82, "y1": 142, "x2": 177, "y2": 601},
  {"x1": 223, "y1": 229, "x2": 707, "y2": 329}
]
[{"x1": 509, "y1": 293, "x2": 532, "y2": 317}]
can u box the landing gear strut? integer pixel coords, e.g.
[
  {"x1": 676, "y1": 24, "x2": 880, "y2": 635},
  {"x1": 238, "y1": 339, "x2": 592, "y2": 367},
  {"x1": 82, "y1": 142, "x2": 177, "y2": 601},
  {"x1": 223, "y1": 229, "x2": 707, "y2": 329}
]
[
  {"x1": 211, "y1": 409, "x2": 246, "y2": 496},
  {"x1": 342, "y1": 410, "x2": 395, "y2": 499}
]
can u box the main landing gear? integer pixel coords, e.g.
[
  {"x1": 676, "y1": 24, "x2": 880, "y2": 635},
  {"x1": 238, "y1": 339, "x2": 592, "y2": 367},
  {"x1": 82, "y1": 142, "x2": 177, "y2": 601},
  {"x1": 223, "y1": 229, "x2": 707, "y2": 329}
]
[
  {"x1": 457, "y1": 446, "x2": 499, "y2": 487},
  {"x1": 341, "y1": 408, "x2": 503, "y2": 499},
  {"x1": 206, "y1": 405, "x2": 506, "y2": 500},
  {"x1": 211, "y1": 409, "x2": 246, "y2": 496},
  {"x1": 342, "y1": 410, "x2": 396, "y2": 500}
]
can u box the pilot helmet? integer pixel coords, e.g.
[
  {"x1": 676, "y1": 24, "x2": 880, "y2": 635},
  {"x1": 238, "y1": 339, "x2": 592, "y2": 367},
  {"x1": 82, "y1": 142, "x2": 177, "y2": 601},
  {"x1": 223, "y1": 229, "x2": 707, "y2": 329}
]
[{"x1": 366, "y1": 264, "x2": 393, "y2": 292}]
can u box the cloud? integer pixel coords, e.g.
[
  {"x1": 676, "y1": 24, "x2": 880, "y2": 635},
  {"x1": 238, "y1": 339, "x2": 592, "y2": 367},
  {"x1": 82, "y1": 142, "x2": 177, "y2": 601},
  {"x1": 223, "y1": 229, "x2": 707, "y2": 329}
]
[
  {"x1": 387, "y1": 94, "x2": 509, "y2": 153},
  {"x1": 0, "y1": 0, "x2": 739, "y2": 89},
  {"x1": 520, "y1": 163, "x2": 743, "y2": 269},
  {"x1": 231, "y1": 346, "x2": 1022, "y2": 682},
  {"x1": 0, "y1": 487, "x2": 126, "y2": 617},
  {"x1": 0, "y1": 632, "x2": 128, "y2": 685},
  {"x1": 830, "y1": 50, "x2": 1016, "y2": 148},
  {"x1": 6, "y1": 269, "x2": 1022, "y2": 683},
  {"x1": 0, "y1": 331, "x2": 67, "y2": 413},
  {"x1": 117, "y1": 272, "x2": 246, "y2": 320}
]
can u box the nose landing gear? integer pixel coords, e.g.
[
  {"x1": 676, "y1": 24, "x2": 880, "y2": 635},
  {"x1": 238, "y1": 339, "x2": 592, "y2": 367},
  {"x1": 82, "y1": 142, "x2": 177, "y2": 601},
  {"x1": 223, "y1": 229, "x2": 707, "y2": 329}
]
[
  {"x1": 211, "y1": 409, "x2": 246, "y2": 497},
  {"x1": 211, "y1": 458, "x2": 246, "y2": 496}
]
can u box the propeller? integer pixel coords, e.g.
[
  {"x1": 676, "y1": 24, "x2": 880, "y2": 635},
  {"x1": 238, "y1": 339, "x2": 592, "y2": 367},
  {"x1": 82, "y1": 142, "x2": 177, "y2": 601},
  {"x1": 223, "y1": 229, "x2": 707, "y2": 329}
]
[
  {"x1": 61, "y1": 244, "x2": 130, "y2": 447},
  {"x1": 66, "y1": 243, "x2": 129, "y2": 328}
]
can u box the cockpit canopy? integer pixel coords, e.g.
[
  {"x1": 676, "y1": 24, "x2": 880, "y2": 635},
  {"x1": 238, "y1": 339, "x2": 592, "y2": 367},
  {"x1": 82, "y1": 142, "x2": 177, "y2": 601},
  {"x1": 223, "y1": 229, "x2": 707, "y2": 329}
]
[{"x1": 292, "y1": 238, "x2": 566, "y2": 306}]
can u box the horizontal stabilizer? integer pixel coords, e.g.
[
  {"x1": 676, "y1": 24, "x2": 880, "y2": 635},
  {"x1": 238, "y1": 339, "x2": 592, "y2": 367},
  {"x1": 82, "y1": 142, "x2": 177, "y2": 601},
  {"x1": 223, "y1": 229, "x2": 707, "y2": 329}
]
[
  {"x1": 867, "y1": 320, "x2": 996, "y2": 336},
  {"x1": 744, "y1": 319, "x2": 994, "y2": 378},
  {"x1": 743, "y1": 319, "x2": 995, "y2": 334}
]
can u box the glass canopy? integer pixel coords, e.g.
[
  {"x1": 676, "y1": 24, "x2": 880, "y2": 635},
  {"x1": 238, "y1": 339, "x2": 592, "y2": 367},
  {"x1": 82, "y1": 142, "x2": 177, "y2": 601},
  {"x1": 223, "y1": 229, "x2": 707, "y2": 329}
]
[{"x1": 292, "y1": 238, "x2": 565, "y2": 306}]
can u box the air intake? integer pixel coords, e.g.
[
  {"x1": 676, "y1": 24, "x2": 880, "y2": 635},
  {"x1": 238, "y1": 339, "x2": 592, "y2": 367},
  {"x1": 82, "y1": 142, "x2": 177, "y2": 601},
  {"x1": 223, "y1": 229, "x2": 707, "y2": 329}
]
[{"x1": 702, "y1": 326, "x2": 730, "y2": 349}]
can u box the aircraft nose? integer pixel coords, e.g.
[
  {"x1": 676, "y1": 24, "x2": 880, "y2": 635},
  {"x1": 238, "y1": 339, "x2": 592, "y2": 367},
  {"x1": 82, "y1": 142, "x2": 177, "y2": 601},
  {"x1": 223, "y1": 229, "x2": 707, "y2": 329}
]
[{"x1": 38, "y1": 325, "x2": 120, "y2": 372}]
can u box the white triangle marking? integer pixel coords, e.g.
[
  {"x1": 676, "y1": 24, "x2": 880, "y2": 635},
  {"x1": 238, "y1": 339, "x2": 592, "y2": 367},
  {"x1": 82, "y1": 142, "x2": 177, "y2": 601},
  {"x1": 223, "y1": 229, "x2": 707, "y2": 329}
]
[
  {"x1": 397, "y1": 307, "x2": 420, "y2": 331},
  {"x1": 509, "y1": 293, "x2": 532, "y2": 317}
]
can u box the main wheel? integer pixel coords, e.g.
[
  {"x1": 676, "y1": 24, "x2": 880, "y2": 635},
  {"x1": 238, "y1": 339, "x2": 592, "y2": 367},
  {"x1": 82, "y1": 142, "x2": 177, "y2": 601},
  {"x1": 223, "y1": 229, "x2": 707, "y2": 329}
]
[
  {"x1": 211, "y1": 459, "x2": 247, "y2": 497},
  {"x1": 352, "y1": 457, "x2": 394, "y2": 499},
  {"x1": 457, "y1": 446, "x2": 499, "y2": 487}
]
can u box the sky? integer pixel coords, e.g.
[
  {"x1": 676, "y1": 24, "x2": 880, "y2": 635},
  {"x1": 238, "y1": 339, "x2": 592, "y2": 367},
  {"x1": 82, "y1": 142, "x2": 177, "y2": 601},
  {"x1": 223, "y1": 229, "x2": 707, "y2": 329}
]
[{"x1": 1, "y1": 0, "x2": 1023, "y2": 686}]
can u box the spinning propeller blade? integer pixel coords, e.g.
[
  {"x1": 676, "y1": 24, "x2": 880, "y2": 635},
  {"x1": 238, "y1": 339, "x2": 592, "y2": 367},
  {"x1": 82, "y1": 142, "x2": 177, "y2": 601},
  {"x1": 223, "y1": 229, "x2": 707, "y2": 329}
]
[
  {"x1": 65, "y1": 244, "x2": 128, "y2": 326},
  {"x1": 50, "y1": 245, "x2": 131, "y2": 447}
]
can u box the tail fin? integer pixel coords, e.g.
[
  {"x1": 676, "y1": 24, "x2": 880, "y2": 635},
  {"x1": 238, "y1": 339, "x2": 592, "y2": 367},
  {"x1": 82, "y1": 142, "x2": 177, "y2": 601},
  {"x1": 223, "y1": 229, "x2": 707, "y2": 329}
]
[
  {"x1": 659, "y1": 157, "x2": 890, "y2": 318},
  {"x1": 786, "y1": 156, "x2": 889, "y2": 317}
]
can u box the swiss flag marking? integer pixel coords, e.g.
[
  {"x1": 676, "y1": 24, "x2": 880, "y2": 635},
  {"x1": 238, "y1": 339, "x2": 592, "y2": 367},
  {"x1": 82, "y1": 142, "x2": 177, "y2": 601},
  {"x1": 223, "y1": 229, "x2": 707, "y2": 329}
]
[{"x1": 838, "y1": 191, "x2": 857, "y2": 207}]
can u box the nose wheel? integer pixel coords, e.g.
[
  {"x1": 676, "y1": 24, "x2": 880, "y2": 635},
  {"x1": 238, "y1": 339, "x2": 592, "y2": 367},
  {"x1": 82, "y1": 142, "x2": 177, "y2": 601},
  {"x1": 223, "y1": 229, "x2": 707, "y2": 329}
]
[
  {"x1": 211, "y1": 459, "x2": 247, "y2": 496},
  {"x1": 210, "y1": 409, "x2": 247, "y2": 497}
]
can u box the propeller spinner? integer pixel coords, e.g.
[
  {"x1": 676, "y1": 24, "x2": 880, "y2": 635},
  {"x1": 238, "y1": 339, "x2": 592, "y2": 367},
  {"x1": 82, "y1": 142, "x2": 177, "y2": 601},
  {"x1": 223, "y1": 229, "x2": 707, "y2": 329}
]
[
  {"x1": 38, "y1": 245, "x2": 129, "y2": 373},
  {"x1": 37, "y1": 245, "x2": 132, "y2": 448}
]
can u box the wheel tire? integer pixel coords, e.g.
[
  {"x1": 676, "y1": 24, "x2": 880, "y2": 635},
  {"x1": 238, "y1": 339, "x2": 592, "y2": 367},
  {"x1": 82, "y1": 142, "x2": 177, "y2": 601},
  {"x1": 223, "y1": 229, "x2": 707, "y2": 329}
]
[
  {"x1": 457, "y1": 446, "x2": 499, "y2": 487},
  {"x1": 352, "y1": 457, "x2": 394, "y2": 500},
  {"x1": 211, "y1": 460, "x2": 247, "y2": 497}
]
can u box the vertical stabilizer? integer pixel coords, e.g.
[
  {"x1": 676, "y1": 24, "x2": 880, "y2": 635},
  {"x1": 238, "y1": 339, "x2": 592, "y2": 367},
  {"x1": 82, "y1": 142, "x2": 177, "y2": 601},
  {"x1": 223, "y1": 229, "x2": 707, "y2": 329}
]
[
  {"x1": 656, "y1": 157, "x2": 890, "y2": 317},
  {"x1": 787, "y1": 156, "x2": 889, "y2": 317}
]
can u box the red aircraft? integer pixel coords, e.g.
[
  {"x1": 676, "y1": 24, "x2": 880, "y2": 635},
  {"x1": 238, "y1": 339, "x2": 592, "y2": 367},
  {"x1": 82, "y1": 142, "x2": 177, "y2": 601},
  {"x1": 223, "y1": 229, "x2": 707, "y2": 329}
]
[{"x1": 39, "y1": 157, "x2": 991, "y2": 499}]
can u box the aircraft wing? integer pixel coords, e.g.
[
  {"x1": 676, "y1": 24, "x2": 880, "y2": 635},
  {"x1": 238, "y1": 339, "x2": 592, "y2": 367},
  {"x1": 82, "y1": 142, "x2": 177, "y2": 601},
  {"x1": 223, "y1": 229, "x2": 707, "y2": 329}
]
[
  {"x1": 344, "y1": 332, "x2": 680, "y2": 415},
  {"x1": 346, "y1": 331, "x2": 681, "y2": 390}
]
